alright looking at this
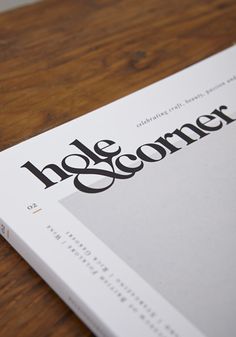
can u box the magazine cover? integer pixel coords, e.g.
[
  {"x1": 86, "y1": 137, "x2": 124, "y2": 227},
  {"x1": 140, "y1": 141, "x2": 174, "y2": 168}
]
[{"x1": 1, "y1": 45, "x2": 236, "y2": 337}]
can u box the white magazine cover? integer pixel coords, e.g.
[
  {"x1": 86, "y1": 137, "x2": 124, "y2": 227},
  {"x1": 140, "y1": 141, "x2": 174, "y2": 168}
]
[{"x1": 1, "y1": 45, "x2": 236, "y2": 337}]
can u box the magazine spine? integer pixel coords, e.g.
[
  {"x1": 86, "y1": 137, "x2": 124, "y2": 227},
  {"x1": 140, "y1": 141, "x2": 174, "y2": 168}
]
[{"x1": 0, "y1": 217, "x2": 116, "y2": 337}]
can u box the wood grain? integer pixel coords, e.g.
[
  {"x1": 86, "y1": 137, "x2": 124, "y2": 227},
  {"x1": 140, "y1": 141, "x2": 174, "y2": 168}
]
[{"x1": 0, "y1": 0, "x2": 236, "y2": 336}]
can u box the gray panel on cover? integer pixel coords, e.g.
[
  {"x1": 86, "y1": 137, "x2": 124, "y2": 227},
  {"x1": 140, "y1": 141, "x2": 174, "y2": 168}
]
[{"x1": 62, "y1": 123, "x2": 236, "y2": 337}]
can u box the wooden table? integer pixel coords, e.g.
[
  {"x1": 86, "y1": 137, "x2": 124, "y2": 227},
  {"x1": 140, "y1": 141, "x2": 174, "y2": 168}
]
[{"x1": 0, "y1": 1, "x2": 236, "y2": 336}]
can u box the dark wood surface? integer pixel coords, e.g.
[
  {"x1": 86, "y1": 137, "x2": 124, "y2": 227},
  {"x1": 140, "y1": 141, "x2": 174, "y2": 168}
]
[{"x1": 0, "y1": 1, "x2": 236, "y2": 336}]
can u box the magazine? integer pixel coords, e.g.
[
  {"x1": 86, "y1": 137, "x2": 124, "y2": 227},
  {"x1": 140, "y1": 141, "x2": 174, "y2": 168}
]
[{"x1": 1, "y1": 45, "x2": 236, "y2": 337}]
